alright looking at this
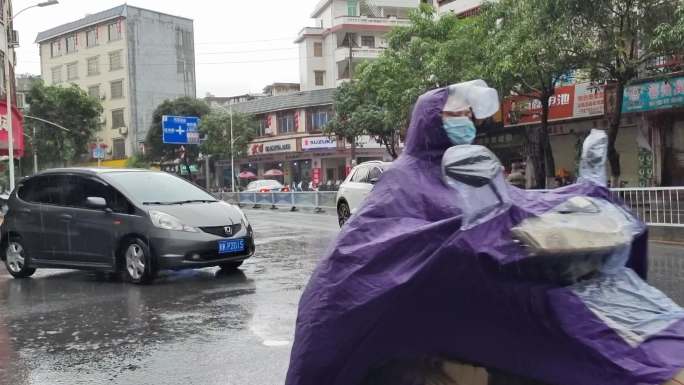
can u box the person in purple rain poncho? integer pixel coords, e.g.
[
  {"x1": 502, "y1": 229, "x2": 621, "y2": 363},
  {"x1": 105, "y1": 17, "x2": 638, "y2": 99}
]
[{"x1": 285, "y1": 81, "x2": 684, "y2": 385}]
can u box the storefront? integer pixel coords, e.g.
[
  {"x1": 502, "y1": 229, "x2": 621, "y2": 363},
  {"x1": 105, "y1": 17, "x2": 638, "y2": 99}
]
[{"x1": 620, "y1": 75, "x2": 684, "y2": 186}]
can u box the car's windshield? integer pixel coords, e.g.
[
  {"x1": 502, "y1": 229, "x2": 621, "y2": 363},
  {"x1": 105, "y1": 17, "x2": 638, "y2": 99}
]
[
  {"x1": 261, "y1": 180, "x2": 282, "y2": 188},
  {"x1": 103, "y1": 172, "x2": 216, "y2": 204}
]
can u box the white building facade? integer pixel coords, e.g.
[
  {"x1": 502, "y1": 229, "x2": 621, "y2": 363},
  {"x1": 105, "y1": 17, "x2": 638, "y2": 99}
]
[
  {"x1": 435, "y1": 0, "x2": 485, "y2": 15},
  {"x1": 36, "y1": 5, "x2": 196, "y2": 160},
  {"x1": 297, "y1": 0, "x2": 423, "y2": 91}
]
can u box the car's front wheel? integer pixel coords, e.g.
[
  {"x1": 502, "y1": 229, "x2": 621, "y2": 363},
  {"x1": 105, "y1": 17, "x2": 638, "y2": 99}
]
[
  {"x1": 122, "y1": 238, "x2": 156, "y2": 284},
  {"x1": 338, "y1": 201, "x2": 351, "y2": 227},
  {"x1": 4, "y1": 238, "x2": 36, "y2": 279}
]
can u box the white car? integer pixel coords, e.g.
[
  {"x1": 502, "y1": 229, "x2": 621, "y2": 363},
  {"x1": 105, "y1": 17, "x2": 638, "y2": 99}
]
[
  {"x1": 336, "y1": 161, "x2": 391, "y2": 226},
  {"x1": 245, "y1": 179, "x2": 290, "y2": 193}
]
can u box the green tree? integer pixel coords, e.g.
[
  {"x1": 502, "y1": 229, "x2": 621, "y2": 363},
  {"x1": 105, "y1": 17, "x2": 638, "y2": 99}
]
[
  {"x1": 199, "y1": 110, "x2": 256, "y2": 160},
  {"x1": 326, "y1": 5, "x2": 477, "y2": 159},
  {"x1": 145, "y1": 97, "x2": 211, "y2": 162},
  {"x1": 567, "y1": 0, "x2": 681, "y2": 183},
  {"x1": 478, "y1": 0, "x2": 585, "y2": 188},
  {"x1": 26, "y1": 80, "x2": 103, "y2": 167}
]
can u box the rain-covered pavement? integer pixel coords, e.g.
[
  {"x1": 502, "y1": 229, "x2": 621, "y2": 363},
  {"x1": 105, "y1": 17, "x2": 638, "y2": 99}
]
[{"x1": 0, "y1": 209, "x2": 683, "y2": 385}]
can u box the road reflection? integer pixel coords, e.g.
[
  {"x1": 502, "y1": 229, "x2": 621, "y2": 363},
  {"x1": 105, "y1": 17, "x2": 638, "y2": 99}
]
[{"x1": 0, "y1": 269, "x2": 256, "y2": 383}]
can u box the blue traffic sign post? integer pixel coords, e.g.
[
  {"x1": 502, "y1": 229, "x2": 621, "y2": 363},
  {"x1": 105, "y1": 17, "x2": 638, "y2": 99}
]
[
  {"x1": 162, "y1": 115, "x2": 201, "y2": 180},
  {"x1": 162, "y1": 115, "x2": 201, "y2": 145}
]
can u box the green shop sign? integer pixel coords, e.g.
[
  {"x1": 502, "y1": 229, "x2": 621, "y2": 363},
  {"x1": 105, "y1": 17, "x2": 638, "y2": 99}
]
[{"x1": 622, "y1": 76, "x2": 684, "y2": 113}]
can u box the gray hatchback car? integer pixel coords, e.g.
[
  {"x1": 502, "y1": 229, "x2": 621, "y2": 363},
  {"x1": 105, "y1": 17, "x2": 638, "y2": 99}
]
[{"x1": 0, "y1": 168, "x2": 255, "y2": 284}]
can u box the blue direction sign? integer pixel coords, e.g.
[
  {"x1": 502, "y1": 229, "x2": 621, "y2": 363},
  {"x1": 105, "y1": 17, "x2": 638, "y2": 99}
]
[
  {"x1": 162, "y1": 115, "x2": 201, "y2": 145},
  {"x1": 92, "y1": 147, "x2": 106, "y2": 159}
]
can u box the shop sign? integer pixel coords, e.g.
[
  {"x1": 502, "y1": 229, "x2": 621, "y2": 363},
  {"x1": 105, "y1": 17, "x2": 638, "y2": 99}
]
[
  {"x1": 302, "y1": 136, "x2": 337, "y2": 150},
  {"x1": 622, "y1": 76, "x2": 684, "y2": 113},
  {"x1": 248, "y1": 139, "x2": 296, "y2": 156},
  {"x1": 346, "y1": 135, "x2": 384, "y2": 149},
  {"x1": 573, "y1": 83, "x2": 605, "y2": 118},
  {"x1": 503, "y1": 85, "x2": 575, "y2": 127}
]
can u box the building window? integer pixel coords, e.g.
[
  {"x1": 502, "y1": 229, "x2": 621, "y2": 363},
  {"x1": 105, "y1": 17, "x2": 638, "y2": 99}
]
[
  {"x1": 277, "y1": 111, "x2": 295, "y2": 134},
  {"x1": 86, "y1": 29, "x2": 97, "y2": 47},
  {"x1": 65, "y1": 35, "x2": 77, "y2": 54},
  {"x1": 347, "y1": 0, "x2": 359, "y2": 16},
  {"x1": 88, "y1": 85, "x2": 100, "y2": 99},
  {"x1": 108, "y1": 22, "x2": 121, "y2": 41},
  {"x1": 308, "y1": 107, "x2": 332, "y2": 132},
  {"x1": 87, "y1": 56, "x2": 99, "y2": 76},
  {"x1": 112, "y1": 138, "x2": 126, "y2": 160},
  {"x1": 112, "y1": 109, "x2": 125, "y2": 129},
  {"x1": 50, "y1": 41, "x2": 61, "y2": 57},
  {"x1": 16, "y1": 94, "x2": 25, "y2": 109},
  {"x1": 257, "y1": 116, "x2": 269, "y2": 137},
  {"x1": 67, "y1": 62, "x2": 78, "y2": 80},
  {"x1": 109, "y1": 50, "x2": 123, "y2": 71},
  {"x1": 110, "y1": 80, "x2": 124, "y2": 99},
  {"x1": 314, "y1": 42, "x2": 323, "y2": 57},
  {"x1": 361, "y1": 35, "x2": 375, "y2": 48},
  {"x1": 51, "y1": 66, "x2": 62, "y2": 84},
  {"x1": 314, "y1": 71, "x2": 325, "y2": 87}
]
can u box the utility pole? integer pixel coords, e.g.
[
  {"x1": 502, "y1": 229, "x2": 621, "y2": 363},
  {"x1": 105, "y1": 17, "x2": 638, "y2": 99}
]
[{"x1": 229, "y1": 104, "x2": 235, "y2": 193}]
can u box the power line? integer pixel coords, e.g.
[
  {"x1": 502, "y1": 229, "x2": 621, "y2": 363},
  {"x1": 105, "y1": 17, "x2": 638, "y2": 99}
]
[{"x1": 195, "y1": 37, "x2": 297, "y2": 45}]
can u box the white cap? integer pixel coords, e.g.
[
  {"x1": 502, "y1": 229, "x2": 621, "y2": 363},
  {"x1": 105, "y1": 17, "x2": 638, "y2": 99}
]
[{"x1": 445, "y1": 80, "x2": 500, "y2": 119}]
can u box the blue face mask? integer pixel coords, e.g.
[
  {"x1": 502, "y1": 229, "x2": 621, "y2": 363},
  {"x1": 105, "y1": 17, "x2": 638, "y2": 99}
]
[{"x1": 443, "y1": 116, "x2": 477, "y2": 145}]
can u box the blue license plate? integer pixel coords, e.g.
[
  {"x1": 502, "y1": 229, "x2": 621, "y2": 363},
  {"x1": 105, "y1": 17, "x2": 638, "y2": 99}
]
[{"x1": 218, "y1": 239, "x2": 245, "y2": 254}]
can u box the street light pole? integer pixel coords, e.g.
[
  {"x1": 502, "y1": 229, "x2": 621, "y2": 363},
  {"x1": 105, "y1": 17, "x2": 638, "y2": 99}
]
[
  {"x1": 230, "y1": 104, "x2": 235, "y2": 193},
  {"x1": 23, "y1": 114, "x2": 72, "y2": 174},
  {"x1": 5, "y1": 0, "x2": 59, "y2": 190}
]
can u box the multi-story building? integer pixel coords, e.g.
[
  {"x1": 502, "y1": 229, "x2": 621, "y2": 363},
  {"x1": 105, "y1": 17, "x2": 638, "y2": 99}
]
[
  {"x1": 35, "y1": 4, "x2": 196, "y2": 160},
  {"x1": 296, "y1": 0, "x2": 422, "y2": 91},
  {"x1": 205, "y1": 83, "x2": 300, "y2": 109}
]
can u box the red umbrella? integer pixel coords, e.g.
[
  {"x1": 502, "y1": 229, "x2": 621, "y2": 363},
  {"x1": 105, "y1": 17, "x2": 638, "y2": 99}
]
[
  {"x1": 239, "y1": 171, "x2": 257, "y2": 179},
  {"x1": 264, "y1": 169, "x2": 284, "y2": 177}
]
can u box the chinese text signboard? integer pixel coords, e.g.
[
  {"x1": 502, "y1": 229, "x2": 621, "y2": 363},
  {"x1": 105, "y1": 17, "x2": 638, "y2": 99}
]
[
  {"x1": 622, "y1": 77, "x2": 684, "y2": 113},
  {"x1": 574, "y1": 83, "x2": 605, "y2": 118},
  {"x1": 503, "y1": 85, "x2": 575, "y2": 127}
]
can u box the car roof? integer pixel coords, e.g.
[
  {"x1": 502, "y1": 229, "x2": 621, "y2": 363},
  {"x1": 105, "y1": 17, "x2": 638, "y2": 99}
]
[
  {"x1": 355, "y1": 161, "x2": 392, "y2": 169},
  {"x1": 34, "y1": 168, "x2": 155, "y2": 177}
]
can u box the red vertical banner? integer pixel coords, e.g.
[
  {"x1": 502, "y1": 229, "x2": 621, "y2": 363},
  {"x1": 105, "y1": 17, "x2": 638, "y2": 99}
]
[
  {"x1": 294, "y1": 112, "x2": 300, "y2": 130},
  {"x1": 312, "y1": 168, "x2": 321, "y2": 186},
  {"x1": 0, "y1": 101, "x2": 24, "y2": 157}
]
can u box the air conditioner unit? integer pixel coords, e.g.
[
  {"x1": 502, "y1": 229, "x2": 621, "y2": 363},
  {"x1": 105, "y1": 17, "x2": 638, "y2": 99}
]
[
  {"x1": 119, "y1": 126, "x2": 128, "y2": 136},
  {"x1": 99, "y1": 116, "x2": 106, "y2": 125},
  {"x1": 9, "y1": 30, "x2": 19, "y2": 48},
  {"x1": 100, "y1": 93, "x2": 106, "y2": 101}
]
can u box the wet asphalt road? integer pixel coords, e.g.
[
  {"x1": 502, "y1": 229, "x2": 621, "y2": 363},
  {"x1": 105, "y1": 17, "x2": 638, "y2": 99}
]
[{"x1": 0, "y1": 209, "x2": 683, "y2": 385}]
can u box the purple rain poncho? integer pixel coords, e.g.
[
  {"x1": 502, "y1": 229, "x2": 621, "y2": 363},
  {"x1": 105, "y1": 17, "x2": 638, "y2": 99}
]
[{"x1": 285, "y1": 87, "x2": 684, "y2": 385}]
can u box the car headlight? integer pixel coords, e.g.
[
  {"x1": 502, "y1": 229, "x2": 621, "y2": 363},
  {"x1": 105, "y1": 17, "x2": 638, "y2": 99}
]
[{"x1": 149, "y1": 210, "x2": 199, "y2": 233}]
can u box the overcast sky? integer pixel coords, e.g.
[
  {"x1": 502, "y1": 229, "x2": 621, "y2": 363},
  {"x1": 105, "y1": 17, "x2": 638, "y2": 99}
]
[{"x1": 15, "y1": 0, "x2": 319, "y2": 96}]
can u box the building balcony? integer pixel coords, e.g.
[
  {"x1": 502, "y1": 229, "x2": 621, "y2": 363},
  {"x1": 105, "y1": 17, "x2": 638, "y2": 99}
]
[
  {"x1": 334, "y1": 46, "x2": 384, "y2": 63},
  {"x1": 333, "y1": 15, "x2": 412, "y2": 29}
]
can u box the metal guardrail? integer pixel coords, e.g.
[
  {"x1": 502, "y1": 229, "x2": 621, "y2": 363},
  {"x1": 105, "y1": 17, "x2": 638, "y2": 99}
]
[
  {"x1": 612, "y1": 187, "x2": 684, "y2": 227},
  {"x1": 219, "y1": 191, "x2": 338, "y2": 211},
  {"x1": 218, "y1": 188, "x2": 684, "y2": 227}
]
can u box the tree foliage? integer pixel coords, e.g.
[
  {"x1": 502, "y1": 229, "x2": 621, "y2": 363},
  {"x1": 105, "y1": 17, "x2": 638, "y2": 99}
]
[
  {"x1": 478, "y1": 0, "x2": 585, "y2": 187},
  {"x1": 26, "y1": 80, "x2": 103, "y2": 167},
  {"x1": 326, "y1": 5, "x2": 478, "y2": 159},
  {"x1": 144, "y1": 97, "x2": 211, "y2": 162},
  {"x1": 199, "y1": 110, "x2": 256, "y2": 160}
]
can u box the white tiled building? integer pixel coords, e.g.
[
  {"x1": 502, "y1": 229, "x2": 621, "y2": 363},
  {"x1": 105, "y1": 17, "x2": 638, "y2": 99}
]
[
  {"x1": 296, "y1": 0, "x2": 423, "y2": 91},
  {"x1": 35, "y1": 5, "x2": 196, "y2": 160}
]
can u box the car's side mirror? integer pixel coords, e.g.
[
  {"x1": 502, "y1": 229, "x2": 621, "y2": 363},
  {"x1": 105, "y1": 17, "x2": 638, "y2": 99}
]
[
  {"x1": 369, "y1": 177, "x2": 379, "y2": 184},
  {"x1": 86, "y1": 196, "x2": 109, "y2": 212}
]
